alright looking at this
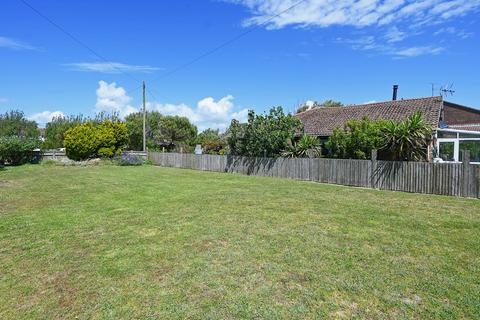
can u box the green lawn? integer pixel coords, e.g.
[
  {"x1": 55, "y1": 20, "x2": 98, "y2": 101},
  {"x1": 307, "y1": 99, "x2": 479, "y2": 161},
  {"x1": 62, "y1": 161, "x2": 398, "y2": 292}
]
[{"x1": 0, "y1": 164, "x2": 479, "y2": 319}]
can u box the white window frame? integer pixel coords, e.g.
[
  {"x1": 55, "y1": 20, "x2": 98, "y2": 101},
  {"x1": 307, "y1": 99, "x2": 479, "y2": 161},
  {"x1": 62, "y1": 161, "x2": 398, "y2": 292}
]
[
  {"x1": 437, "y1": 139, "x2": 458, "y2": 162},
  {"x1": 436, "y1": 128, "x2": 480, "y2": 164}
]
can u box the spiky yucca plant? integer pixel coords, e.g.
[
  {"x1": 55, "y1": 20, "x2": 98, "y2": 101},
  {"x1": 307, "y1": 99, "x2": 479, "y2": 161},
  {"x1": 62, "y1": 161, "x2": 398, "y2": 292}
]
[
  {"x1": 381, "y1": 112, "x2": 432, "y2": 161},
  {"x1": 282, "y1": 135, "x2": 321, "y2": 158}
]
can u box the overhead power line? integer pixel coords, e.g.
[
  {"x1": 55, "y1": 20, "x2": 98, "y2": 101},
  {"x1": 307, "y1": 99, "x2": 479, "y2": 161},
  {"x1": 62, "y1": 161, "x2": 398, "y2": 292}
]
[
  {"x1": 22, "y1": 0, "x2": 308, "y2": 102},
  {"x1": 126, "y1": 0, "x2": 308, "y2": 91},
  {"x1": 20, "y1": 0, "x2": 140, "y2": 84}
]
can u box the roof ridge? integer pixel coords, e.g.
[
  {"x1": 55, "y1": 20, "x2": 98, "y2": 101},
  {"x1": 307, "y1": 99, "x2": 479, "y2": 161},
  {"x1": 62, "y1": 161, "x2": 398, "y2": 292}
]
[
  {"x1": 296, "y1": 96, "x2": 443, "y2": 115},
  {"x1": 348, "y1": 96, "x2": 443, "y2": 107}
]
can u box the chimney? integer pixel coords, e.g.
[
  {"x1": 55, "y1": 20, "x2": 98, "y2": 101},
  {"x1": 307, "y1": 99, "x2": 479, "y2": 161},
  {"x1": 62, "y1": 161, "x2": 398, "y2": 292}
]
[{"x1": 392, "y1": 85, "x2": 399, "y2": 101}]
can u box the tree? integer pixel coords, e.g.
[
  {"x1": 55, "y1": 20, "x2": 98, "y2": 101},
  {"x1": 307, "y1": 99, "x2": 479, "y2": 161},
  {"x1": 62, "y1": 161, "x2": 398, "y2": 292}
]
[
  {"x1": 125, "y1": 111, "x2": 162, "y2": 150},
  {"x1": 227, "y1": 107, "x2": 303, "y2": 157},
  {"x1": 296, "y1": 99, "x2": 343, "y2": 114},
  {"x1": 43, "y1": 114, "x2": 86, "y2": 149},
  {"x1": 195, "y1": 129, "x2": 226, "y2": 154},
  {"x1": 195, "y1": 128, "x2": 221, "y2": 145},
  {"x1": 157, "y1": 116, "x2": 197, "y2": 147},
  {"x1": 0, "y1": 136, "x2": 40, "y2": 165},
  {"x1": 0, "y1": 110, "x2": 38, "y2": 138},
  {"x1": 322, "y1": 99, "x2": 343, "y2": 108},
  {"x1": 380, "y1": 112, "x2": 432, "y2": 161}
]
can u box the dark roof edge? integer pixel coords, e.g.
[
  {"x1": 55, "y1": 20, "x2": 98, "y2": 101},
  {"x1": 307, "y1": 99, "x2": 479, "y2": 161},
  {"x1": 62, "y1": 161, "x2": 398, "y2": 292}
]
[{"x1": 444, "y1": 101, "x2": 480, "y2": 114}]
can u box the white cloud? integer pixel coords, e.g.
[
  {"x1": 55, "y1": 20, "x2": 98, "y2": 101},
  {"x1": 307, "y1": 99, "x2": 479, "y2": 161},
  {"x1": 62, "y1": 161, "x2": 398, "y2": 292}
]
[
  {"x1": 227, "y1": 0, "x2": 478, "y2": 57},
  {"x1": 0, "y1": 36, "x2": 37, "y2": 50},
  {"x1": 227, "y1": 0, "x2": 480, "y2": 29},
  {"x1": 434, "y1": 26, "x2": 473, "y2": 39},
  {"x1": 0, "y1": 97, "x2": 7, "y2": 104},
  {"x1": 385, "y1": 26, "x2": 406, "y2": 43},
  {"x1": 28, "y1": 111, "x2": 65, "y2": 124},
  {"x1": 95, "y1": 81, "x2": 138, "y2": 117},
  {"x1": 66, "y1": 62, "x2": 161, "y2": 73},
  {"x1": 93, "y1": 81, "x2": 247, "y2": 129},
  {"x1": 337, "y1": 36, "x2": 444, "y2": 57},
  {"x1": 394, "y1": 46, "x2": 444, "y2": 57},
  {"x1": 150, "y1": 95, "x2": 249, "y2": 131}
]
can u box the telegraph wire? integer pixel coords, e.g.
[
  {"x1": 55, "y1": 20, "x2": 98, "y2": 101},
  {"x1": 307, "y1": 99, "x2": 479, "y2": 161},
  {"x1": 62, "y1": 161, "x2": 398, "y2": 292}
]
[
  {"x1": 20, "y1": 0, "x2": 141, "y2": 84},
  {"x1": 126, "y1": 0, "x2": 309, "y2": 91}
]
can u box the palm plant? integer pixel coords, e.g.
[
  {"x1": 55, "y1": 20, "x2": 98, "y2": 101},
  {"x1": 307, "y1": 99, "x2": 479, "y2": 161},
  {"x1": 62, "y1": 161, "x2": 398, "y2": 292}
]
[
  {"x1": 282, "y1": 135, "x2": 321, "y2": 158},
  {"x1": 381, "y1": 112, "x2": 432, "y2": 161}
]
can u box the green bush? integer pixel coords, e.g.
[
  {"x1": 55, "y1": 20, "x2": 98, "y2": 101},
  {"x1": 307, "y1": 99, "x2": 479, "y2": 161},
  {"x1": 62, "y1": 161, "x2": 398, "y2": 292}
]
[
  {"x1": 325, "y1": 117, "x2": 387, "y2": 159},
  {"x1": 325, "y1": 112, "x2": 432, "y2": 161},
  {"x1": 64, "y1": 121, "x2": 128, "y2": 161},
  {"x1": 0, "y1": 136, "x2": 40, "y2": 165}
]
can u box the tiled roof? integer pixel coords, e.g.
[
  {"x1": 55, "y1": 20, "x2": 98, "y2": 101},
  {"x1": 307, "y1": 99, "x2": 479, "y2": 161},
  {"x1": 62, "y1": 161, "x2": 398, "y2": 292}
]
[
  {"x1": 296, "y1": 96, "x2": 443, "y2": 136},
  {"x1": 447, "y1": 123, "x2": 480, "y2": 132}
]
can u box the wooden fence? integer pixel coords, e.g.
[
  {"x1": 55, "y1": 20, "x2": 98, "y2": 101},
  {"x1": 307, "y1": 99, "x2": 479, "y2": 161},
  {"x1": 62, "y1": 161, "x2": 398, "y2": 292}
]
[{"x1": 148, "y1": 151, "x2": 480, "y2": 199}]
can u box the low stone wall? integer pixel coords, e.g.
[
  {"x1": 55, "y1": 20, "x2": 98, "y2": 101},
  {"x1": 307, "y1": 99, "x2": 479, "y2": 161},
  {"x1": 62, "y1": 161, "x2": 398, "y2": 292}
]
[{"x1": 41, "y1": 150, "x2": 147, "y2": 161}]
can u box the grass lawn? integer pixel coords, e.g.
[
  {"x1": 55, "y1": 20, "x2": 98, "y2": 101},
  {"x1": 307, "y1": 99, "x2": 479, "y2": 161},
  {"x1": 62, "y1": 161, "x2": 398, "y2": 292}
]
[{"x1": 1, "y1": 164, "x2": 479, "y2": 319}]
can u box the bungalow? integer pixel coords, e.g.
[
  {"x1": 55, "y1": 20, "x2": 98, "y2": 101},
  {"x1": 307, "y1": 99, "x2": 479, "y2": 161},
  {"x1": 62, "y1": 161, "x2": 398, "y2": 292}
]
[{"x1": 296, "y1": 96, "x2": 480, "y2": 163}]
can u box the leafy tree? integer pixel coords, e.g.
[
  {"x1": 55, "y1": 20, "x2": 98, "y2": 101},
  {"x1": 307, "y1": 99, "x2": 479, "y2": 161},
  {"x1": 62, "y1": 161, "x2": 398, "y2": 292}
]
[
  {"x1": 125, "y1": 111, "x2": 162, "y2": 150},
  {"x1": 325, "y1": 117, "x2": 387, "y2": 159},
  {"x1": 227, "y1": 107, "x2": 303, "y2": 157},
  {"x1": 157, "y1": 116, "x2": 197, "y2": 147},
  {"x1": 93, "y1": 111, "x2": 122, "y2": 124},
  {"x1": 43, "y1": 114, "x2": 86, "y2": 149},
  {"x1": 282, "y1": 135, "x2": 321, "y2": 158},
  {"x1": 296, "y1": 99, "x2": 343, "y2": 114},
  {"x1": 322, "y1": 99, "x2": 343, "y2": 108},
  {"x1": 0, "y1": 136, "x2": 40, "y2": 165},
  {"x1": 0, "y1": 110, "x2": 38, "y2": 138},
  {"x1": 194, "y1": 128, "x2": 226, "y2": 154},
  {"x1": 380, "y1": 112, "x2": 432, "y2": 161},
  {"x1": 195, "y1": 128, "x2": 221, "y2": 145}
]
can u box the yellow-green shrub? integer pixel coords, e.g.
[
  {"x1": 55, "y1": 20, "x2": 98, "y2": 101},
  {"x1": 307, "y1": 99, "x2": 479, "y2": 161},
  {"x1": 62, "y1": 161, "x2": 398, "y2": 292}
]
[{"x1": 64, "y1": 121, "x2": 128, "y2": 161}]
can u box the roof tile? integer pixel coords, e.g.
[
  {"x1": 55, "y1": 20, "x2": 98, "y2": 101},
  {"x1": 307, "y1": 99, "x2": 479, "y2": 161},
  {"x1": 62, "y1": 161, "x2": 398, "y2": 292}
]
[{"x1": 296, "y1": 96, "x2": 443, "y2": 136}]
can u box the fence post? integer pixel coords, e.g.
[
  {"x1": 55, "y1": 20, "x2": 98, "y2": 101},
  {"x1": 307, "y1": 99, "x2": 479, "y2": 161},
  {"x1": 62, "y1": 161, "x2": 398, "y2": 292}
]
[
  {"x1": 462, "y1": 150, "x2": 471, "y2": 197},
  {"x1": 371, "y1": 149, "x2": 378, "y2": 189}
]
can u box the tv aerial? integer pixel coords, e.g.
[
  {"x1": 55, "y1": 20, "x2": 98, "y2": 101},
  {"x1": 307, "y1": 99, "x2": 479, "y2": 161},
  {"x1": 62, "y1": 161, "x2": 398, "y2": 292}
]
[{"x1": 439, "y1": 83, "x2": 455, "y2": 97}]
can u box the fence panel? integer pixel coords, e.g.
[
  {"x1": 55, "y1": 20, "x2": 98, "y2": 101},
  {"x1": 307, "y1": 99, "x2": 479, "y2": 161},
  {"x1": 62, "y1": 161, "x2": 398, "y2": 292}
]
[{"x1": 148, "y1": 152, "x2": 479, "y2": 199}]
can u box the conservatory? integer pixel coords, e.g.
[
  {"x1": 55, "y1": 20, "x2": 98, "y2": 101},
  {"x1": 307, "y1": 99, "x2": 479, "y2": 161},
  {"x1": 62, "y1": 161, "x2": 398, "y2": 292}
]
[{"x1": 436, "y1": 128, "x2": 480, "y2": 164}]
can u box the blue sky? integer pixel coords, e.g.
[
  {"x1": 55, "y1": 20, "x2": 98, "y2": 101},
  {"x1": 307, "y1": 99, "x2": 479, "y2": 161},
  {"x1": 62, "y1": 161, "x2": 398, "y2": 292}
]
[{"x1": 1, "y1": 0, "x2": 479, "y2": 130}]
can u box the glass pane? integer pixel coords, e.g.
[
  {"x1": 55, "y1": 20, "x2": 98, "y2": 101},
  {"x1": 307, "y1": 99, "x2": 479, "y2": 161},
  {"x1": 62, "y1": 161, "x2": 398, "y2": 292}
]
[
  {"x1": 438, "y1": 131, "x2": 457, "y2": 138},
  {"x1": 459, "y1": 132, "x2": 480, "y2": 138},
  {"x1": 459, "y1": 141, "x2": 480, "y2": 162},
  {"x1": 438, "y1": 142, "x2": 455, "y2": 161}
]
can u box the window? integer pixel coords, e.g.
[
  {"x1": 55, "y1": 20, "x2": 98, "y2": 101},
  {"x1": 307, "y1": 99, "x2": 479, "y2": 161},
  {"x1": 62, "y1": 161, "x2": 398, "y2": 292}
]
[
  {"x1": 459, "y1": 141, "x2": 480, "y2": 163},
  {"x1": 438, "y1": 141, "x2": 455, "y2": 161},
  {"x1": 436, "y1": 129, "x2": 480, "y2": 163},
  {"x1": 459, "y1": 132, "x2": 480, "y2": 138},
  {"x1": 437, "y1": 131, "x2": 457, "y2": 138}
]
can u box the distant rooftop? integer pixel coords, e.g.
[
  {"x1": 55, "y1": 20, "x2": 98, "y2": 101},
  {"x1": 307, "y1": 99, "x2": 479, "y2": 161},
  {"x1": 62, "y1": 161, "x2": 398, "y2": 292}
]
[{"x1": 296, "y1": 96, "x2": 444, "y2": 136}]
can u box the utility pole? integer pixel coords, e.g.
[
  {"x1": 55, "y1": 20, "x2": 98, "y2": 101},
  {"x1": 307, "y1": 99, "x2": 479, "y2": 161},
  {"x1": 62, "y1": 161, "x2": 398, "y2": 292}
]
[{"x1": 142, "y1": 81, "x2": 146, "y2": 152}]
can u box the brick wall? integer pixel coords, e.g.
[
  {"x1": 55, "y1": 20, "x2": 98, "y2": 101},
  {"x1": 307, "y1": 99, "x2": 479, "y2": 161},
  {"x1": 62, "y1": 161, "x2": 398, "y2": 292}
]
[{"x1": 443, "y1": 102, "x2": 480, "y2": 125}]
